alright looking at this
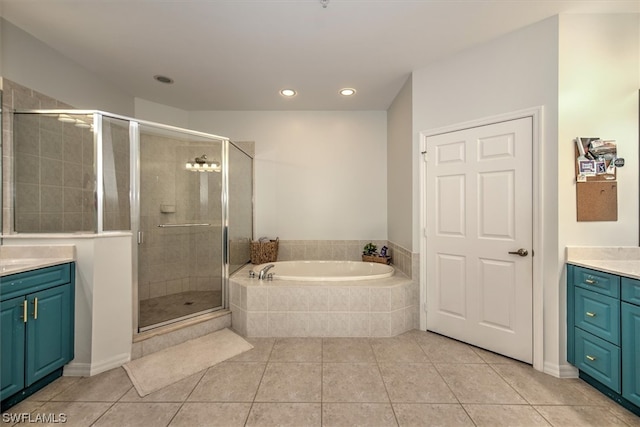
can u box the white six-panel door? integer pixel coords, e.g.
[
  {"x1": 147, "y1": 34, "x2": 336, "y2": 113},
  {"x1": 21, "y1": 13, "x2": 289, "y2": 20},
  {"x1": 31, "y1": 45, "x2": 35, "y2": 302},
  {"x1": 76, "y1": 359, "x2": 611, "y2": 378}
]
[{"x1": 426, "y1": 117, "x2": 533, "y2": 363}]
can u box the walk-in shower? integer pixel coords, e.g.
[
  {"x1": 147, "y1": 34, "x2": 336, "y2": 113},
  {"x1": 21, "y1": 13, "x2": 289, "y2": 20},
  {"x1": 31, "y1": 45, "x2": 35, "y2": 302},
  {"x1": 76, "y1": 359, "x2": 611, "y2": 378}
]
[{"x1": 10, "y1": 110, "x2": 253, "y2": 332}]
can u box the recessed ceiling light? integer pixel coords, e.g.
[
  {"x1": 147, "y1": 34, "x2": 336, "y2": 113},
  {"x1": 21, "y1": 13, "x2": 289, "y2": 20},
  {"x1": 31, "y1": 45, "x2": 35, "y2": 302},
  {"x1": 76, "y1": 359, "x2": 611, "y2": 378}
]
[
  {"x1": 154, "y1": 75, "x2": 174, "y2": 84},
  {"x1": 339, "y1": 88, "x2": 356, "y2": 96},
  {"x1": 280, "y1": 89, "x2": 297, "y2": 97}
]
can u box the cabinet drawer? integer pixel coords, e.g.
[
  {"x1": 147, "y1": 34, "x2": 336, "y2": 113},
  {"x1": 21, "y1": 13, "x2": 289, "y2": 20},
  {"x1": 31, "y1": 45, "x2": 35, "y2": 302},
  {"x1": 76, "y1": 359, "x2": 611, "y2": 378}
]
[
  {"x1": 574, "y1": 328, "x2": 621, "y2": 393},
  {"x1": 622, "y1": 277, "x2": 640, "y2": 306},
  {"x1": 572, "y1": 266, "x2": 620, "y2": 298},
  {"x1": 0, "y1": 264, "x2": 71, "y2": 301},
  {"x1": 574, "y1": 287, "x2": 620, "y2": 345}
]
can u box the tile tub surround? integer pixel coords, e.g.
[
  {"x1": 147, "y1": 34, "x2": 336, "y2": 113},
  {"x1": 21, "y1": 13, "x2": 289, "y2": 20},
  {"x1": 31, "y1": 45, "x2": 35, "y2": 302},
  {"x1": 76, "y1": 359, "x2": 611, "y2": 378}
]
[{"x1": 229, "y1": 264, "x2": 418, "y2": 338}]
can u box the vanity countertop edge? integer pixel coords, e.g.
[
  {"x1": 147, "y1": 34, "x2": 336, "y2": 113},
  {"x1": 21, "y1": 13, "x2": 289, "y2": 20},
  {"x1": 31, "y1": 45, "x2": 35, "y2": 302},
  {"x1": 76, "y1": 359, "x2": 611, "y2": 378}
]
[{"x1": 566, "y1": 246, "x2": 640, "y2": 280}]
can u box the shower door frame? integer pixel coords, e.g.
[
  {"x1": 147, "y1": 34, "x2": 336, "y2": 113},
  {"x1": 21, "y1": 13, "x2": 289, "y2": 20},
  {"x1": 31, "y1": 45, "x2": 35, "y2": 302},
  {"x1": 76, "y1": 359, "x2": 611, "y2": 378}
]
[{"x1": 129, "y1": 117, "x2": 232, "y2": 334}]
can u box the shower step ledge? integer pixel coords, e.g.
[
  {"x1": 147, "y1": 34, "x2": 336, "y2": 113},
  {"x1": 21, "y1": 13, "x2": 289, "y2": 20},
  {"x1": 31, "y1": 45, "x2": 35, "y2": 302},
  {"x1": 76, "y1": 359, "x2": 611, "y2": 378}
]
[{"x1": 131, "y1": 310, "x2": 231, "y2": 360}]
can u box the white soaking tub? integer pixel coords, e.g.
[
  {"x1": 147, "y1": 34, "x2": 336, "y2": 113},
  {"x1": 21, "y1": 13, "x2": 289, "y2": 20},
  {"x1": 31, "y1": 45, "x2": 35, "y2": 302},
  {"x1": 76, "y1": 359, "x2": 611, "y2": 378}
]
[{"x1": 251, "y1": 260, "x2": 394, "y2": 282}]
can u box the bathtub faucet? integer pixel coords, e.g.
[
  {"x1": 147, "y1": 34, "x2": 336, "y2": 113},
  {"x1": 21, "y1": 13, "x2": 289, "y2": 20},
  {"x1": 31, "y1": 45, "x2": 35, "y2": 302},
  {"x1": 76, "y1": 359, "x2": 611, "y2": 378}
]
[{"x1": 258, "y1": 264, "x2": 275, "y2": 280}]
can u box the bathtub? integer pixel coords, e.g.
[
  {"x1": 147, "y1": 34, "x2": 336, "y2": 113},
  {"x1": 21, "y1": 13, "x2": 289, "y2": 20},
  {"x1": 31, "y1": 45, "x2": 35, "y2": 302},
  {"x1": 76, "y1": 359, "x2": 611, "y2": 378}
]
[
  {"x1": 251, "y1": 260, "x2": 394, "y2": 282},
  {"x1": 230, "y1": 261, "x2": 417, "y2": 338}
]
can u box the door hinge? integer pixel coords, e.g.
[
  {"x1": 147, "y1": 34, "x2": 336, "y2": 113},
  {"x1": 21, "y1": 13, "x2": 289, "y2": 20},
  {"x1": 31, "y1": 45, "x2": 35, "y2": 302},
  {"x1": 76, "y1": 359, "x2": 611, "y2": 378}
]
[
  {"x1": 137, "y1": 231, "x2": 144, "y2": 245},
  {"x1": 421, "y1": 150, "x2": 428, "y2": 162}
]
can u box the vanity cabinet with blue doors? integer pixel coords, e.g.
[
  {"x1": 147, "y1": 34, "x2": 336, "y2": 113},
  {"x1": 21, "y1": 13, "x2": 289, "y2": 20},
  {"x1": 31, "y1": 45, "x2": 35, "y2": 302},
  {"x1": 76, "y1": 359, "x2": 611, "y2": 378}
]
[
  {"x1": 567, "y1": 263, "x2": 640, "y2": 416},
  {"x1": 1, "y1": 263, "x2": 75, "y2": 411}
]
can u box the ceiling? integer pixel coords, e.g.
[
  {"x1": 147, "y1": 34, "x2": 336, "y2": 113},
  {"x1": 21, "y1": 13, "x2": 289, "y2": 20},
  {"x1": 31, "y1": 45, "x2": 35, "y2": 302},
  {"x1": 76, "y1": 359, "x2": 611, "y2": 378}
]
[{"x1": 1, "y1": 0, "x2": 638, "y2": 111}]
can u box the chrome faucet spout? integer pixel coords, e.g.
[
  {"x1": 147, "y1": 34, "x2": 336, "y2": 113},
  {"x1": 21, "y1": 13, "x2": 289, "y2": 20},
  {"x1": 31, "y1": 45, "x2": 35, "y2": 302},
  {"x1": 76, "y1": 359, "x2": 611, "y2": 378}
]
[{"x1": 258, "y1": 264, "x2": 275, "y2": 280}]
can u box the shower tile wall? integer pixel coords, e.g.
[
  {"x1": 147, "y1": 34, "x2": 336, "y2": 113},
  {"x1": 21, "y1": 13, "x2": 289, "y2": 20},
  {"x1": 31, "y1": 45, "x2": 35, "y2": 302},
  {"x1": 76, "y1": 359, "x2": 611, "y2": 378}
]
[
  {"x1": 13, "y1": 113, "x2": 96, "y2": 232},
  {"x1": 138, "y1": 133, "x2": 222, "y2": 301},
  {"x1": 2, "y1": 79, "x2": 74, "y2": 234}
]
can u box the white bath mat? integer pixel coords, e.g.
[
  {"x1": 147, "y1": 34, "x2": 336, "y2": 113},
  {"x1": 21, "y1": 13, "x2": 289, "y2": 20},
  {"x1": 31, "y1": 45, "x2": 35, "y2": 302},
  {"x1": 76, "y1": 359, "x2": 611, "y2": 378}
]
[{"x1": 123, "y1": 328, "x2": 253, "y2": 397}]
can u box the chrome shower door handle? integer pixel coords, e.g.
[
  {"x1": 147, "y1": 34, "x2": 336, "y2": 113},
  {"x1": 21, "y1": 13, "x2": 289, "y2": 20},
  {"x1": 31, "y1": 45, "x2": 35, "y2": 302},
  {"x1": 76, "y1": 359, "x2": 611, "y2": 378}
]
[{"x1": 508, "y1": 248, "x2": 529, "y2": 257}]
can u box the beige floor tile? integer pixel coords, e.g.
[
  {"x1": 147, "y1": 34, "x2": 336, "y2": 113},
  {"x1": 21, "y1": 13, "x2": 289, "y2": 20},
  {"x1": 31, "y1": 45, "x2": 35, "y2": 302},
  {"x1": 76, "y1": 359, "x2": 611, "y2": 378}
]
[
  {"x1": 269, "y1": 338, "x2": 322, "y2": 362},
  {"x1": 92, "y1": 402, "x2": 180, "y2": 427},
  {"x1": 464, "y1": 404, "x2": 551, "y2": 427},
  {"x1": 322, "y1": 403, "x2": 396, "y2": 427},
  {"x1": 187, "y1": 362, "x2": 265, "y2": 402},
  {"x1": 570, "y1": 378, "x2": 640, "y2": 411},
  {"x1": 246, "y1": 403, "x2": 321, "y2": 426},
  {"x1": 471, "y1": 346, "x2": 523, "y2": 365},
  {"x1": 435, "y1": 364, "x2": 526, "y2": 404},
  {"x1": 605, "y1": 403, "x2": 640, "y2": 426},
  {"x1": 254, "y1": 363, "x2": 322, "y2": 402},
  {"x1": 322, "y1": 338, "x2": 376, "y2": 362},
  {"x1": 413, "y1": 332, "x2": 485, "y2": 364},
  {"x1": 51, "y1": 368, "x2": 133, "y2": 402},
  {"x1": 533, "y1": 405, "x2": 630, "y2": 427},
  {"x1": 30, "y1": 401, "x2": 112, "y2": 427},
  {"x1": 323, "y1": 363, "x2": 389, "y2": 403},
  {"x1": 228, "y1": 338, "x2": 276, "y2": 362},
  {"x1": 169, "y1": 402, "x2": 251, "y2": 427},
  {"x1": 2, "y1": 399, "x2": 44, "y2": 416},
  {"x1": 393, "y1": 403, "x2": 475, "y2": 427},
  {"x1": 492, "y1": 364, "x2": 597, "y2": 405},
  {"x1": 379, "y1": 363, "x2": 457, "y2": 403},
  {"x1": 370, "y1": 337, "x2": 429, "y2": 363},
  {"x1": 119, "y1": 370, "x2": 205, "y2": 402},
  {"x1": 25, "y1": 376, "x2": 82, "y2": 402}
]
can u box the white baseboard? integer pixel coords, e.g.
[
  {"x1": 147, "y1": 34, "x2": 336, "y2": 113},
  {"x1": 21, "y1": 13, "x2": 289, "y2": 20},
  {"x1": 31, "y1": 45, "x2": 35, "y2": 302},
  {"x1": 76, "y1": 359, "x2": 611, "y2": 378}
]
[
  {"x1": 544, "y1": 361, "x2": 579, "y2": 378},
  {"x1": 63, "y1": 353, "x2": 131, "y2": 377},
  {"x1": 63, "y1": 362, "x2": 91, "y2": 377}
]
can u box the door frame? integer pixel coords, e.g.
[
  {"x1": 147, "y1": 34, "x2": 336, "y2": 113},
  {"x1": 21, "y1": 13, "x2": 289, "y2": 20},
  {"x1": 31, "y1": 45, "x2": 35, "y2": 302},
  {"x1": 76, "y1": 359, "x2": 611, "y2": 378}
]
[{"x1": 419, "y1": 106, "x2": 544, "y2": 372}]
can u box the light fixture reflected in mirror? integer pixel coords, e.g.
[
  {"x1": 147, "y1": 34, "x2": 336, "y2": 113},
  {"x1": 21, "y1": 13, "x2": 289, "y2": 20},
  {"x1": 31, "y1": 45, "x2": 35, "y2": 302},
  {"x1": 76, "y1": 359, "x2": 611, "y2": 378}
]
[{"x1": 186, "y1": 154, "x2": 220, "y2": 172}]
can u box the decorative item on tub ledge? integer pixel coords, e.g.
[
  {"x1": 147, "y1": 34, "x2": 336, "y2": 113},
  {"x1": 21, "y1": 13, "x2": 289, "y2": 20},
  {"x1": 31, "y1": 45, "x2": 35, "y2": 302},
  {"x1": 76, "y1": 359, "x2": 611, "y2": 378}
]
[
  {"x1": 362, "y1": 242, "x2": 391, "y2": 264},
  {"x1": 250, "y1": 237, "x2": 279, "y2": 264}
]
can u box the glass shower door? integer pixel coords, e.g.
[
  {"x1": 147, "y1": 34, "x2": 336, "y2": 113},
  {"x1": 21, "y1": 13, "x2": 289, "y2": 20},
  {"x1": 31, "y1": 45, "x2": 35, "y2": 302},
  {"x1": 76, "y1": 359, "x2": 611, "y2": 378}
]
[{"x1": 136, "y1": 123, "x2": 225, "y2": 330}]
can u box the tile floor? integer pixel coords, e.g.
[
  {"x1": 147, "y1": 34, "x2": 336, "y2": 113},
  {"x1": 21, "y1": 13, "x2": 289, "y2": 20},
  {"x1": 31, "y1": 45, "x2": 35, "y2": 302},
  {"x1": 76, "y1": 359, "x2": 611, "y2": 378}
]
[{"x1": 3, "y1": 330, "x2": 640, "y2": 426}]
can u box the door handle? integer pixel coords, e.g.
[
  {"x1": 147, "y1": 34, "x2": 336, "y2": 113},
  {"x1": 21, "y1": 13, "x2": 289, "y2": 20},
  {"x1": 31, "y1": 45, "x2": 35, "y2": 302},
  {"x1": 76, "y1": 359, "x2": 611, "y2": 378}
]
[
  {"x1": 32, "y1": 297, "x2": 38, "y2": 320},
  {"x1": 21, "y1": 300, "x2": 27, "y2": 323},
  {"x1": 508, "y1": 248, "x2": 528, "y2": 257}
]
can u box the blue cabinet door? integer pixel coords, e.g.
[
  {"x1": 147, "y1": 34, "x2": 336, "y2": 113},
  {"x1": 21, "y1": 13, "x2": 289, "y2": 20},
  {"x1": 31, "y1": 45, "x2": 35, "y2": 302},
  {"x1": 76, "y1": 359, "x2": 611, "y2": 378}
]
[
  {"x1": 25, "y1": 283, "x2": 74, "y2": 386},
  {"x1": 622, "y1": 302, "x2": 640, "y2": 407},
  {"x1": 1, "y1": 297, "x2": 26, "y2": 400}
]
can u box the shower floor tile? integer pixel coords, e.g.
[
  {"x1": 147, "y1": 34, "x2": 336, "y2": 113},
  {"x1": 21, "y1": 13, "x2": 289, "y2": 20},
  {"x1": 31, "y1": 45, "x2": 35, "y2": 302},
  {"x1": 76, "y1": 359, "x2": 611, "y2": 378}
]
[{"x1": 139, "y1": 290, "x2": 222, "y2": 328}]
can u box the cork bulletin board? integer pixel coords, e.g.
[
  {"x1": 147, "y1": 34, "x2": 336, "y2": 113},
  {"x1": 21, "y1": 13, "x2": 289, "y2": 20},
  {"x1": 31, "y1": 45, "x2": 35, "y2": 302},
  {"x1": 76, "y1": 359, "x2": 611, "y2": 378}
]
[{"x1": 575, "y1": 137, "x2": 618, "y2": 222}]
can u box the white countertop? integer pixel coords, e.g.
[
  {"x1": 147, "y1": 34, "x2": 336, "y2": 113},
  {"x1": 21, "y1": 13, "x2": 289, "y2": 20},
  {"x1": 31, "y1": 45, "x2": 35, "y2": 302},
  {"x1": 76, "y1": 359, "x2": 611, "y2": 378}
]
[
  {"x1": 0, "y1": 245, "x2": 76, "y2": 277},
  {"x1": 0, "y1": 257, "x2": 75, "y2": 276},
  {"x1": 566, "y1": 259, "x2": 640, "y2": 280},
  {"x1": 566, "y1": 246, "x2": 640, "y2": 280}
]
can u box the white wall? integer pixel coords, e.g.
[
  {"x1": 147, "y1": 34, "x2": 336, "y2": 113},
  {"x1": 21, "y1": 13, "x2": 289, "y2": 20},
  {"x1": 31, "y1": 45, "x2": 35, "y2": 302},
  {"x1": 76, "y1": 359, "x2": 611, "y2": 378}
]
[
  {"x1": 412, "y1": 16, "x2": 561, "y2": 372},
  {"x1": 134, "y1": 97, "x2": 190, "y2": 128},
  {"x1": 387, "y1": 76, "x2": 413, "y2": 251},
  {"x1": 189, "y1": 110, "x2": 388, "y2": 240},
  {"x1": 0, "y1": 19, "x2": 133, "y2": 115},
  {"x1": 558, "y1": 14, "x2": 639, "y2": 246}
]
